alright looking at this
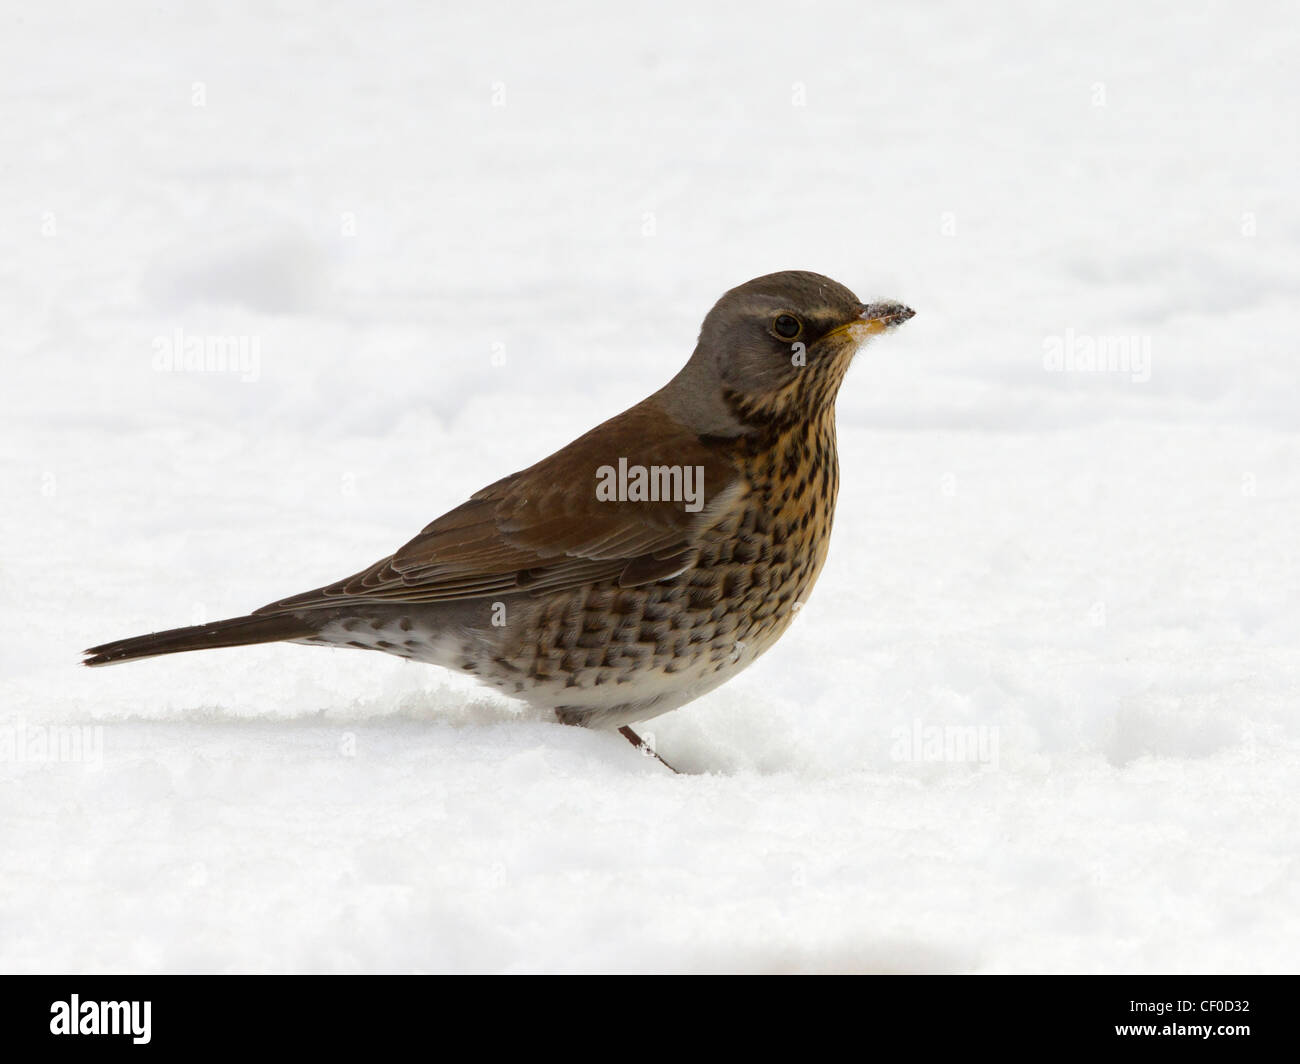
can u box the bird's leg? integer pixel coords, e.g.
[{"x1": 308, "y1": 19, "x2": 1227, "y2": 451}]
[{"x1": 618, "y1": 726, "x2": 679, "y2": 773}]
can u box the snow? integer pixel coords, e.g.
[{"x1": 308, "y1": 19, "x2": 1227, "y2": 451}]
[{"x1": 2, "y1": 0, "x2": 1298, "y2": 972}]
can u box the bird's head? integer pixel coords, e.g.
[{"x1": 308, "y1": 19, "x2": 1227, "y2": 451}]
[{"x1": 667, "y1": 270, "x2": 914, "y2": 434}]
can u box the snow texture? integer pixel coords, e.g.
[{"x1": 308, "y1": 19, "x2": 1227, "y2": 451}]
[{"x1": 2, "y1": 1, "x2": 1297, "y2": 972}]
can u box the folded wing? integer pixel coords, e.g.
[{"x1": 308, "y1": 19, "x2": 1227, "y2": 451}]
[{"x1": 254, "y1": 398, "x2": 744, "y2": 613}]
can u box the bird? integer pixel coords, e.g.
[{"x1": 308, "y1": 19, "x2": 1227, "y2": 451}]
[{"x1": 84, "y1": 270, "x2": 914, "y2": 765}]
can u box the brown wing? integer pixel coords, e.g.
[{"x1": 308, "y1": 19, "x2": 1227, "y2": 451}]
[{"x1": 254, "y1": 397, "x2": 744, "y2": 613}]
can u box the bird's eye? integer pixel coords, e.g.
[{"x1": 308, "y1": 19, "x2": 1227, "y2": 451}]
[{"x1": 772, "y1": 314, "x2": 802, "y2": 340}]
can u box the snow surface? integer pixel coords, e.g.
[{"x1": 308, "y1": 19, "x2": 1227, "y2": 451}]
[{"x1": 2, "y1": 0, "x2": 1298, "y2": 973}]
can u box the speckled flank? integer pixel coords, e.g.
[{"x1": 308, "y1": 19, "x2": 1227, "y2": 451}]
[{"x1": 299, "y1": 616, "x2": 462, "y2": 662}]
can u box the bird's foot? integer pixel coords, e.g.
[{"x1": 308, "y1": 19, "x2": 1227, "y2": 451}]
[{"x1": 618, "y1": 726, "x2": 679, "y2": 773}]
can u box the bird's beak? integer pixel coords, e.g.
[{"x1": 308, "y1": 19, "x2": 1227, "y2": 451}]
[{"x1": 846, "y1": 301, "x2": 915, "y2": 340}]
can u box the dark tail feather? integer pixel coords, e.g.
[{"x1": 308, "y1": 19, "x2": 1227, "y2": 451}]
[{"x1": 82, "y1": 613, "x2": 317, "y2": 667}]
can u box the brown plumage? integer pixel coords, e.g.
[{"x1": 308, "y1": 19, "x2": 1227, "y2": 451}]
[{"x1": 84, "y1": 270, "x2": 914, "y2": 750}]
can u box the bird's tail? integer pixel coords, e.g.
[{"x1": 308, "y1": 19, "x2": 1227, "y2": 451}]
[{"x1": 82, "y1": 613, "x2": 316, "y2": 667}]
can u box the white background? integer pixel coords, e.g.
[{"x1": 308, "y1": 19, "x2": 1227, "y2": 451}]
[{"x1": 1, "y1": 0, "x2": 1296, "y2": 971}]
